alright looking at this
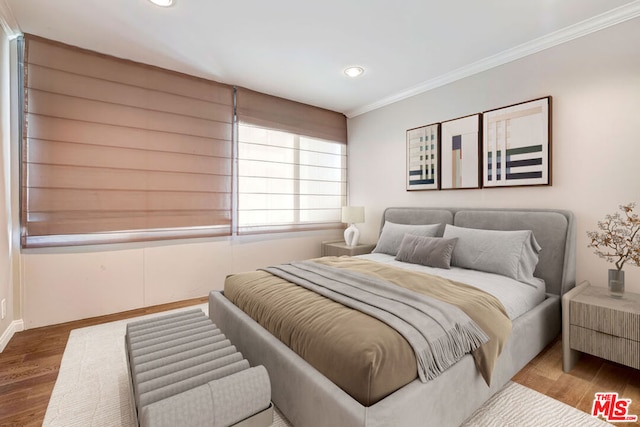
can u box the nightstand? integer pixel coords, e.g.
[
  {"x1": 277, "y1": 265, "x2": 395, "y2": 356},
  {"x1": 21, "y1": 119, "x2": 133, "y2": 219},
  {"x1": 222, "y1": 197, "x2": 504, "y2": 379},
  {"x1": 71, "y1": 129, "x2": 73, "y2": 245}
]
[
  {"x1": 321, "y1": 241, "x2": 376, "y2": 257},
  {"x1": 562, "y1": 282, "x2": 640, "y2": 372}
]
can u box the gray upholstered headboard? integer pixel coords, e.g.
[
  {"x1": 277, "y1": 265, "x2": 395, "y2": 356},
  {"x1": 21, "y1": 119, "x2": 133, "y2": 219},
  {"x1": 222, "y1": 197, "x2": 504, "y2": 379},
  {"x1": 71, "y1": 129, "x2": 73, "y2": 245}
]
[{"x1": 381, "y1": 207, "x2": 576, "y2": 296}]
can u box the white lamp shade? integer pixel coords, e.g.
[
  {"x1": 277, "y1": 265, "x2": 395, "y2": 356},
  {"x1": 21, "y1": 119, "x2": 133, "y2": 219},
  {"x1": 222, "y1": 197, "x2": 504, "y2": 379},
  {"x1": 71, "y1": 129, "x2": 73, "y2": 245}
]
[{"x1": 341, "y1": 206, "x2": 364, "y2": 224}]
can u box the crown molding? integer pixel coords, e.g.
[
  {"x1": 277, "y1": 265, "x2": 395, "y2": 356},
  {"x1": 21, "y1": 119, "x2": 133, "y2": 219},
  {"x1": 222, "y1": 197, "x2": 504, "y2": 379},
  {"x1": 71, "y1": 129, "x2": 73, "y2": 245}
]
[
  {"x1": 346, "y1": 0, "x2": 640, "y2": 118},
  {"x1": 0, "y1": 0, "x2": 21, "y2": 39}
]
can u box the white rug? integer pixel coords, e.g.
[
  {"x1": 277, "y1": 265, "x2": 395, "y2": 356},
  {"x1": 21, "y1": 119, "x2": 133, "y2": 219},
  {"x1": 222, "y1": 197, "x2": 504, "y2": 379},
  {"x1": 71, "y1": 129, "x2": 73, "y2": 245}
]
[{"x1": 43, "y1": 305, "x2": 611, "y2": 427}]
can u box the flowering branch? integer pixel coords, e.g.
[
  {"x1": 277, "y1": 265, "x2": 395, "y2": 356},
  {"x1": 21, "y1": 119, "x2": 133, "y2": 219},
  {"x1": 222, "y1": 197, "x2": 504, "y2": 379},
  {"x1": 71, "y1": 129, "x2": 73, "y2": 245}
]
[{"x1": 586, "y1": 203, "x2": 640, "y2": 271}]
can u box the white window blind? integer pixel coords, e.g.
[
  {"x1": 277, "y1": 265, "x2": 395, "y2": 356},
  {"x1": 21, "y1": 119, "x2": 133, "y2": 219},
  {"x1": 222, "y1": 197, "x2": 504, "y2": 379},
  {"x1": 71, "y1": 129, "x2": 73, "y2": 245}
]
[
  {"x1": 235, "y1": 87, "x2": 348, "y2": 235},
  {"x1": 237, "y1": 124, "x2": 347, "y2": 234}
]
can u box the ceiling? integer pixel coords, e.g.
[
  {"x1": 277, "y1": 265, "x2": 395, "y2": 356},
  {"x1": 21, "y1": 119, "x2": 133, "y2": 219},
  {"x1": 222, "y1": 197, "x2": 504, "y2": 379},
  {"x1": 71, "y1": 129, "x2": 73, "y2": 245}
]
[{"x1": 2, "y1": 0, "x2": 639, "y2": 117}]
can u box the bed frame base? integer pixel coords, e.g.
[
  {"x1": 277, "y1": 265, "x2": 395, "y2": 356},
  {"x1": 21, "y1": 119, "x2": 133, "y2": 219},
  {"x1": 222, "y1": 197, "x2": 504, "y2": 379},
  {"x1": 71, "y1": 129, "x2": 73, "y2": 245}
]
[{"x1": 210, "y1": 291, "x2": 560, "y2": 427}]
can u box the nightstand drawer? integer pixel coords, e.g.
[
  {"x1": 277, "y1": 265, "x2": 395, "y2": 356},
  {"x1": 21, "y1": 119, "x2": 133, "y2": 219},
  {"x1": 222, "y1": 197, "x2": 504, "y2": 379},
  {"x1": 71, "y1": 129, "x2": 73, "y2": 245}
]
[
  {"x1": 569, "y1": 325, "x2": 640, "y2": 369},
  {"x1": 570, "y1": 299, "x2": 640, "y2": 341},
  {"x1": 562, "y1": 283, "x2": 640, "y2": 373}
]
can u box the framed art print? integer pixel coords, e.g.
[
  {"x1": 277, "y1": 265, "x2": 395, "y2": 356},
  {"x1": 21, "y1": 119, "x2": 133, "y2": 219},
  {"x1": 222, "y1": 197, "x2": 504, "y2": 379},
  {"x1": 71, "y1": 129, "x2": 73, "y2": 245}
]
[
  {"x1": 406, "y1": 123, "x2": 439, "y2": 190},
  {"x1": 440, "y1": 114, "x2": 481, "y2": 189},
  {"x1": 483, "y1": 97, "x2": 551, "y2": 187}
]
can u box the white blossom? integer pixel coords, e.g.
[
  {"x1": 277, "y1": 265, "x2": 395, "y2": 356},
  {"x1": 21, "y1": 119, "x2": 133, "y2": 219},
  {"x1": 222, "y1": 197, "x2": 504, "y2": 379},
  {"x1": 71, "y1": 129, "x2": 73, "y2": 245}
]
[{"x1": 586, "y1": 203, "x2": 640, "y2": 271}]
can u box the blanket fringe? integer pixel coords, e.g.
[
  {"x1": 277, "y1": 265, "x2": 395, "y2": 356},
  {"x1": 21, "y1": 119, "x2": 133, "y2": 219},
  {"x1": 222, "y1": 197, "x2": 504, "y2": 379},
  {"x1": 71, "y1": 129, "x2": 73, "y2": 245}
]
[{"x1": 417, "y1": 320, "x2": 488, "y2": 382}]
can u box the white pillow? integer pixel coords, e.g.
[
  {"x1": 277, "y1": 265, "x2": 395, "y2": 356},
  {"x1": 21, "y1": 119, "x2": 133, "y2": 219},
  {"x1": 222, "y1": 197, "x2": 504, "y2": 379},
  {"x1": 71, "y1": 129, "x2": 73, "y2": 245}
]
[
  {"x1": 372, "y1": 222, "x2": 441, "y2": 256},
  {"x1": 442, "y1": 224, "x2": 541, "y2": 286}
]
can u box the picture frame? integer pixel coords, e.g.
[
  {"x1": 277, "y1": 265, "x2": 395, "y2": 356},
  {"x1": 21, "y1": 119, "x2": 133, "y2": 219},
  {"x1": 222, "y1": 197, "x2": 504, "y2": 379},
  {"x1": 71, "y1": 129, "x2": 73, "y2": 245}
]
[
  {"x1": 406, "y1": 123, "x2": 439, "y2": 191},
  {"x1": 482, "y1": 97, "x2": 551, "y2": 187},
  {"x1": 440, "y1": 114, "x2": 481, "y2": 190}
]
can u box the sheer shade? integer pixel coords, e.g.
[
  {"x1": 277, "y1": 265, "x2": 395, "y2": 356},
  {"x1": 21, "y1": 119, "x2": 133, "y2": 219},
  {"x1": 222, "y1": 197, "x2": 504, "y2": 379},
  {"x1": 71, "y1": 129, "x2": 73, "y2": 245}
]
[
  {"x1": 22, "y1": 35, "x2": 234, "y2": 247},
  {"x1": 235, "y1": 88, "x2": 348, "y2": 235},
  {"x1": 236, "y1": 124, "x2": 347, "y2": 234}
]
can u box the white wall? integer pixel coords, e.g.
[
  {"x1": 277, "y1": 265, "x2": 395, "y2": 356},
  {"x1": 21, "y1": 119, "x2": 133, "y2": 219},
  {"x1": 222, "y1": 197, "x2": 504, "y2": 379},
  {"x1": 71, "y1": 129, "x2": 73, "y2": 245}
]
[
  {"x1": 347, "y1": 18, "x2": 640, "y2": 294},
  {"x1": 0, "y1": 26, "x2": 15, "y2": 349},
  {"x1": 22, "y1": 231, "x2": 341, "y2": 328}
]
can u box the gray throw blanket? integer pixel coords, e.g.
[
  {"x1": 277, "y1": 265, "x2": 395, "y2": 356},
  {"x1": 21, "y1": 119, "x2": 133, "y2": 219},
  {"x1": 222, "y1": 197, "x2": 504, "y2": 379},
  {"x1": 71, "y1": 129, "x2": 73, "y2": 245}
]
[{"x1": 264, "y1": 260, "x2": 489, "y2": 383}]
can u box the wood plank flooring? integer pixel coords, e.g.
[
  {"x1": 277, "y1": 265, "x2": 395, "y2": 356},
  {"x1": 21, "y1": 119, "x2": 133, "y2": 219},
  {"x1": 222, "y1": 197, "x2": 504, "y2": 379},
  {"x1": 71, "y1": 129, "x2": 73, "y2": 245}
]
[
  {"x1": 1, "y1": 297, "x2": 638, "y2": 426},
  {"x1": 0, "y1": 297, "x2": 207, "y2": 426},
  {"x1": 513, "y1": 337, "x2": 640, "y2": 427}
]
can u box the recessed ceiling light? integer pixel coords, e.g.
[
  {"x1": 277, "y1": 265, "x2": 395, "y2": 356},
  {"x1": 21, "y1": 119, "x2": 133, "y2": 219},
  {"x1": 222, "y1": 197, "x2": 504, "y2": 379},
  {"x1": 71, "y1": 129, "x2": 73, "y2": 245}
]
[
  {"x1": 344, "y1": 66, "x2": 364, "y2": 78},
  {"x1": 148, "y1": 0, "x2": 174, "y2": 6}
]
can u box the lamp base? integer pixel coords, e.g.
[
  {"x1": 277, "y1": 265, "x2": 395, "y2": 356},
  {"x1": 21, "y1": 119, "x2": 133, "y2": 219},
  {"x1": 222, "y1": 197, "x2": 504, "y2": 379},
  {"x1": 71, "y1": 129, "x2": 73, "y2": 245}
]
[{"x1": 344, "y1": 224, "x2": 360, "y2": 247}]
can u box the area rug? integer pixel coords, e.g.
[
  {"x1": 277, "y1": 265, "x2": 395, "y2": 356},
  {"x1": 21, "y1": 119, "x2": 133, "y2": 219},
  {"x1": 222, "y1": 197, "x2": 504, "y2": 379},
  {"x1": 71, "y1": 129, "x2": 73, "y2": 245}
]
[{"x1": 43, "y1": 305, "x2": 610, "y2": 427}]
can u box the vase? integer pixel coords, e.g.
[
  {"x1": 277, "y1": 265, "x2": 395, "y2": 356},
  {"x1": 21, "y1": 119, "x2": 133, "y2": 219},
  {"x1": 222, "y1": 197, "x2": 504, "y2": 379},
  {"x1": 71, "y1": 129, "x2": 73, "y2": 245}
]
[{"x1": 608, "y1": 269, "x2": 625, "y2": 298}]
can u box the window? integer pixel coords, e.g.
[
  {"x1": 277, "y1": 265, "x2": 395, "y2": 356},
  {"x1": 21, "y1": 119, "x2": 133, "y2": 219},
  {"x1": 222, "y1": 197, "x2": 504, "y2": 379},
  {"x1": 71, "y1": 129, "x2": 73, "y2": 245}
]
[
  {"x1": 237, "y1": 124, "x2": 346, "y2": 234},
  {"x1": 19, "y1": 37, "x2": 348, "y2": 247}
]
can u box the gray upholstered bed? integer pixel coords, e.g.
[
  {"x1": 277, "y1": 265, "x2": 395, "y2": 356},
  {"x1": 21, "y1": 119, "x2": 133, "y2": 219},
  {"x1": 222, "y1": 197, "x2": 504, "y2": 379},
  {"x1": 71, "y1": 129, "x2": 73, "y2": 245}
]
[{"x1": 209, "y1": 207, "x2": 576, "y2": 427}]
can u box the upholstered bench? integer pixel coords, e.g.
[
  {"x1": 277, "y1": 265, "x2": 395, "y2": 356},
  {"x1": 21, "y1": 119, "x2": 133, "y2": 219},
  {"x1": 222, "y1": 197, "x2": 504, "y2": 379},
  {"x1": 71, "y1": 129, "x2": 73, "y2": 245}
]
[{"x1": 125, "y1": 308, "x2": 273, "y2": 427}]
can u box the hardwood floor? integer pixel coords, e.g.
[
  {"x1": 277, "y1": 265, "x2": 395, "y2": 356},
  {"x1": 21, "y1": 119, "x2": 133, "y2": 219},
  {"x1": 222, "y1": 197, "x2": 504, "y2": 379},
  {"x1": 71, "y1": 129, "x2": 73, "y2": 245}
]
[
  {"x1": 0, "y1": 299, "x2": 638, "y2": 426},
  {"x1": 0, "y1": 297, "x2": 208, "y2": 426},
  {"x1": 513, "y1": 337, "x2": 640, "y2": 427}
]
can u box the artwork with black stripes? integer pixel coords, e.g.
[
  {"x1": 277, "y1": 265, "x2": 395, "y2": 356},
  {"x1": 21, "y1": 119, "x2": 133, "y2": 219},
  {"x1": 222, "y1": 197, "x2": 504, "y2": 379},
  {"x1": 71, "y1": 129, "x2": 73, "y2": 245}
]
[
  {"x1": 406, "y1": 123, "x2": 439, "y2": 190},
  {"x1": 483, "y1": 97, "x2": 551, "y2": 187}
]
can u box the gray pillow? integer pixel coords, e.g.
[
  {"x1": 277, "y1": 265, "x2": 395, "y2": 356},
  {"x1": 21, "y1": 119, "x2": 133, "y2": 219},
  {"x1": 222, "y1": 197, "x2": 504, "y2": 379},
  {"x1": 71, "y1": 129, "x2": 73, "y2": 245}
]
[
  {"x1": 443, "y1": 224, "x2": 542, "y2": 286},
  {"x1": 395, "y1": 235, "x2": 458, "y2": 269},
  {"x1": 372, "y1": 222, "x2": 441, "y2": 256}
]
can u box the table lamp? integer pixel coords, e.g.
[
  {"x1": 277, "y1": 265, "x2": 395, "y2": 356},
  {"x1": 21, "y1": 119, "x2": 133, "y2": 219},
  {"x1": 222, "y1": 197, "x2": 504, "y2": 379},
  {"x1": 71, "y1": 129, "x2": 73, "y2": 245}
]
[{"x1": 341, "y1": 206, "x2": 365, "y2": 247}]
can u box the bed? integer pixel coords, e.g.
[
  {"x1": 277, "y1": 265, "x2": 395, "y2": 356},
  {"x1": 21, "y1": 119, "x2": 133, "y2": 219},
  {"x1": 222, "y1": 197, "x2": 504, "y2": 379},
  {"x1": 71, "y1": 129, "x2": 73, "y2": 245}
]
[{"x1": 209, "y1": 207, "x2": 576, "y2": 427}]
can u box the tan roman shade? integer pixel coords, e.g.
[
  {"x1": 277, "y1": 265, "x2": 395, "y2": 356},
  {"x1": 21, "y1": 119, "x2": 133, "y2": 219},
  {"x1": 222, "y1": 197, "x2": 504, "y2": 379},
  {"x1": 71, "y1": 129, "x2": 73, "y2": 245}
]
[
  {"x1": 22, "y1": 35, "x2": 234, "y2": 247},
  {"x1": 235, "y1": 87, "x2": 347, "y2": 144}
]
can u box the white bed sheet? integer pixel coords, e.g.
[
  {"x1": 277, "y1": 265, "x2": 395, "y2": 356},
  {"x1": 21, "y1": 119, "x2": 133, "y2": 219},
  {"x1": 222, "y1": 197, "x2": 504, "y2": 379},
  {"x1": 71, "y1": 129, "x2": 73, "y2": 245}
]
[{"x1": 357, "y1": 253, "x2": 546, "y2": 320}]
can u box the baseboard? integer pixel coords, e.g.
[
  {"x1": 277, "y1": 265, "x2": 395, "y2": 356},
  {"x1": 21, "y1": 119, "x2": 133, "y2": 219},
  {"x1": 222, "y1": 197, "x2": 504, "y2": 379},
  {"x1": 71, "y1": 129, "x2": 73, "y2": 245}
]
[{"x1": 0, "y1": 319, "x2": 24, "y2": 352}]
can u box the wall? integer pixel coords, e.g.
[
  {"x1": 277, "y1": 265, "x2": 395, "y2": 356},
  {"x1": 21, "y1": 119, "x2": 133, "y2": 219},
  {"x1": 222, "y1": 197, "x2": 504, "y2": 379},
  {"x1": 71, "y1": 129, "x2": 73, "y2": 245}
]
[
  {"x1": 21, "y1": 231, "x2": 341, "y2": 329},
  {"x1": 347, "y1": 18, "x2": 640, "y2": 294},
  {"x1": 0, "y1": 26, "x2": 15, "y2": 349}
]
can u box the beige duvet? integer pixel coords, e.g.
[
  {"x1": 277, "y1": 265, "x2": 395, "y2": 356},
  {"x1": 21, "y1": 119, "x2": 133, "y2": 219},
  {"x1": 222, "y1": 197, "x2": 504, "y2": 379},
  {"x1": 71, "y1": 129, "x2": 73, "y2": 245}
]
[{"x1": 224, "y1": 256, "x2": 511, "y2": 406}]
